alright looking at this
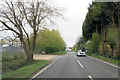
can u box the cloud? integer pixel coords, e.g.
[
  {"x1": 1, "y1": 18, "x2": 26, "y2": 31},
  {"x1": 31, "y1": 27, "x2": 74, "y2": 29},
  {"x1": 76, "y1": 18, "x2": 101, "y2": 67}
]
[
  {"x1": 0, "y1": 0, "x2": 93, "y2": 47},
  {"x1": 53, "y1": 0, "x2": 92, "y2": 47}
]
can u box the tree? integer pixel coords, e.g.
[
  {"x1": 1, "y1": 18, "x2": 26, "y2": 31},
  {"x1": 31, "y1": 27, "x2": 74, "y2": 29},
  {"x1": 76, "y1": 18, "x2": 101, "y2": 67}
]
[
  {"x1": 82, "y1": 2, "x2": 110, "y2": 40},
  {"x1": 75, "y1": 37, "x2": 87, "y2": 50},
  {"x1": 0, "y1": 0, "x2": 62, "y2": 62},
  {"x1": 106, "y1": 27, "x2": 118, "y2": 47},
  {"x1": 88, "y1": 33, "x2": 100, "y2": 53},
  {"x1": 0, "y1": 39, "x2": 4, "y2": 46},
  {"x1": 34, "y1": 28, "x2": 66, "y2": 53}
]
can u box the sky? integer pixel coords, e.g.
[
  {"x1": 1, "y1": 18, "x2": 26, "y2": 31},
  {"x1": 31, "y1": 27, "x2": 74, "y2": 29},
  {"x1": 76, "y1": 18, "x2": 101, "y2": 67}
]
[
  {"x1": 0, "y1": 0, "x2": 93, "y2": 47},
  {"x1": 52, "y1": 0, "x2": 93, "y2": 47}
]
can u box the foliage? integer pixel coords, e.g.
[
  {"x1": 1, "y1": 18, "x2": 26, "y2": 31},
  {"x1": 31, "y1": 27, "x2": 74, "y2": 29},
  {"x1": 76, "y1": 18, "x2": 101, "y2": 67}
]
[
  {"x1": 79, "y1": 2, "x2": 120, "y2": 59},
  {"x1": 82, "y1": 2, "x2": 119, "y2": 40},
  {"x1": 88, "y1": 33, "x2": 100, "y2": 53},
  {"x1": 106, "y1": 27, "x2": 118, "y2": 47},
  {"x1": 74, "y1": 37, "x2": 87, "y2": 50},
  {"x1": 32, "y1": 28, "x2": 66, "y2": 53},
  {"x1": 78, "y1": 43, "x2": 86, "y2": 52},
  {"x1": 0, "y1": 39, "x2": 5, "y2": 45}
]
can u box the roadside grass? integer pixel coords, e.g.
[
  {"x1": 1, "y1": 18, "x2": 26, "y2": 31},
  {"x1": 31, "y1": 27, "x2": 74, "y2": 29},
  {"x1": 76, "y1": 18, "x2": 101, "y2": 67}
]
[
  {"x1": 2, "y1": 52, "x2": 25, "y2": 62},
  {"x1": 72, "y1": 50, "x2": 77, "y2": 52},
  {"x1": 87, "y1": 53, "x2": 119, "y2": 66},
  {"x1": 3, "y1": 58, "x2": 26, "y2": 73},
  {"x1": 2, "y1": 52, "x2": 26, "y2": 74},
  {"x1": 2, "y1": 52, "x2": 26, "y2": 73},
  {"x1": 2, "y1": 53, "x2": 49, "y2": 79},
  {"x1": 51, "y1": 51, "x2": 66, "y2": 55},
  {"x1": 2, "y1": 60, "x2": 48, "y2": 79}
]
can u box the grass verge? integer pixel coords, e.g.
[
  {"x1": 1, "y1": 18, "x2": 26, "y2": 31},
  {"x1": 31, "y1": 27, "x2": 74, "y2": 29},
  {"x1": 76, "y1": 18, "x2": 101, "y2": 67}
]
[
  {"x1": 87, "y1": 53, "x2": 119, "y2": 66},
  {"x1": 2, "y1": 60, "x2": 48, "y2": 79},
  {"x1": 72, "y1": 50, "x2": 78, "y2": 52},
  {"x1": 3, "y1": 59, "x2": 26, "y2": 73},
  {"x1": 51, "y1": 51, "x2": 66, "y2": 55}
]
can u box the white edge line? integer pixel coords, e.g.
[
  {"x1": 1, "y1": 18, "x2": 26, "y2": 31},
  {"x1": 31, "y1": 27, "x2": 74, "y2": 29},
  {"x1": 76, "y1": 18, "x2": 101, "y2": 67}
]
[
  {"x1": 77, "y1": 60, "x2": 84, "y2": 68},
  {"x1": 88, "y1": 75, "x2": 93, "y2": 80},
  {"x1": 32, "y1": 61, "x2": 56, "y2": 79},
  {"x1": 88, "y1": 56, "x2": 120, "y2": 68}
]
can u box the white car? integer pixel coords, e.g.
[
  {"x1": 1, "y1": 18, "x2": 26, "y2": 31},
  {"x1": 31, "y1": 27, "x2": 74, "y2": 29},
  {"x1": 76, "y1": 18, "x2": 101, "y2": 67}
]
[
  {"x1": 77, "y1": 50, "x2": 85, "y2": 57},
  {"x1": 66, "y1": 49, "x2": 71, "y2": 52}
]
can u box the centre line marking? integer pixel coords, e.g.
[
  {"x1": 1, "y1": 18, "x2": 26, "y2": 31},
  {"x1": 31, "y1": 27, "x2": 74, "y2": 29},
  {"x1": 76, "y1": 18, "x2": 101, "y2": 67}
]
[
  {"x1": 88, "y1": 75, "x2": 93, "y2": 80},
  {"x1": 32, "y1": 61, "x2": 56, "y2": 79},
  {"x1": 77, "y1": 60, "x2": 84, "y2": 68},
  {"x1": 74, "y1": 56, "x2": 77, "y2": 59}
]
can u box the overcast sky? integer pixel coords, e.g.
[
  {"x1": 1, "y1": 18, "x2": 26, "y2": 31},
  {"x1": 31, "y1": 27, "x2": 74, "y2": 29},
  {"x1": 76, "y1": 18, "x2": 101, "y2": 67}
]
[
  {"x1": 52, "y1": 0, "x2": 93, "y2": 47},
  {"x1": 0, "y1": 0, "x2": 93, "y2": 47}
]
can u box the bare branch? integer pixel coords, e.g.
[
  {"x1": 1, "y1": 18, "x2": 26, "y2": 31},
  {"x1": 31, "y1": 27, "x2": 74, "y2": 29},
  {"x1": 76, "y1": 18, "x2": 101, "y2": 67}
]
[{"x1": 0, "y1": 20, "x2": 20, "y2": 35}]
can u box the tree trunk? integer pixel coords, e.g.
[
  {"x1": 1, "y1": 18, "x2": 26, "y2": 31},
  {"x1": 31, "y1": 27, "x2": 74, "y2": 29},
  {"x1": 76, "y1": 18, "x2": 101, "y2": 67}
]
[
  {"x1": 19, "y1": 35, "x2": 33, "y2": 62},
  {"x1": 26, "y1": 53, "x2": 33, "y2": 62},
  {"x1": 32, "y1": 30, "x2": 37, "y2": 53},
  {"x1": 118, "y1": 3, "x2": 120, "y2": 62}
]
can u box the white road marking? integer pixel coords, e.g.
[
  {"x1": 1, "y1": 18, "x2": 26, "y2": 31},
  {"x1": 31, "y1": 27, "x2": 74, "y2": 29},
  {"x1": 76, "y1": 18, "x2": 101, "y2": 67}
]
[
  {"x1": 88, "y1": 56, "x2": 120, "y2": 68},
  {"x1": 77, "y1": 60, "x2": 84, "y2": 68},
  {"x1": 74, "y1": 56, "x2": 77, "y2": 59},
  {"x1": 88, "y1": 75, "x2": 93, "y2": 80},
  {"x1": 32, "y1": 61, "x2": 56, "y2": 79}
]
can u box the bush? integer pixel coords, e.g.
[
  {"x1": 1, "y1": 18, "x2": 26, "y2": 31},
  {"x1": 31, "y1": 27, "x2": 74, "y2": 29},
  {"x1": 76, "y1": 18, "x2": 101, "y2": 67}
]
[{"x1": 113, "y1": 54, "x2": 120, "y2": 60}]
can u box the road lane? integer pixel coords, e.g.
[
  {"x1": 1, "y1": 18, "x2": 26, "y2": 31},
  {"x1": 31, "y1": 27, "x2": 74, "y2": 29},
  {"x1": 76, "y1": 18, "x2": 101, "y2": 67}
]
[
  {"x1": 34, "y1": 52, "x2": 89, "y2": 78},
  {"x1": 77, "y1": 54, "x2": 119, "y2": 78},
  {"x1": 33, "y1": 52, "x2": 119, "y2": 79}
]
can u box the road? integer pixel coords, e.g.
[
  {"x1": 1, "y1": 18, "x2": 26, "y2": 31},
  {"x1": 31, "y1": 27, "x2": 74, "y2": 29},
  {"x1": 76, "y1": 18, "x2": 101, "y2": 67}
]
[{"x1": 33, "y1": 52, "x2": 119, "y2": 80}]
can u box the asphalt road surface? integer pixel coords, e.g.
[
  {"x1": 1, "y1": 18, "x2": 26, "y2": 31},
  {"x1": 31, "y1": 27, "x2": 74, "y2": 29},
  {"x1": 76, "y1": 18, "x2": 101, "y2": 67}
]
[{"x1": 33, "y1": 52, "x2": 119, "y2": 79}]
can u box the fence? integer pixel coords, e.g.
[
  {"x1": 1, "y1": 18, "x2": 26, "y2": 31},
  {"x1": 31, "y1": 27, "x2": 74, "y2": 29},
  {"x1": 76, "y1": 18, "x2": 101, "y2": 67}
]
[{"x1": 1, "y1": 44, "x2": 24, "y2": 56}]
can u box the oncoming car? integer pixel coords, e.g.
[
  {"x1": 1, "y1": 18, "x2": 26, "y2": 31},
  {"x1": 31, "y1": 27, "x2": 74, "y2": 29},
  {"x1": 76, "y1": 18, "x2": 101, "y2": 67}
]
[
  {"x1": 77, "y1": 50, "x2": 85, "y2": 57},
  {"x1": 66, "y1": 49, "x2": 72, "y2": 52}
]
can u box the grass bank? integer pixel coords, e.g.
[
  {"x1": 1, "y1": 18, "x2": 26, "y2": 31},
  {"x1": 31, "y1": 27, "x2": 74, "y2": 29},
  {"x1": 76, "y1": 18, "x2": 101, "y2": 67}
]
[
  {"x1": 2, "y1": 60, "x2": 48, "y2": 79},
  {"x1": 87, "y1": 53, "x2": 119, "y2": 66},
  {"x1": 51, "y1": 51, "x2": 66, "y2": 55}
]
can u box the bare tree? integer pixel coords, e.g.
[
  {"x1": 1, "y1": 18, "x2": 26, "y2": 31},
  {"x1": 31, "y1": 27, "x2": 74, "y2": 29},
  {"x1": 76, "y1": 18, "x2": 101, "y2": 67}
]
[{"x1": 0, "y1": 0, "x2": 62, "y2": 62}]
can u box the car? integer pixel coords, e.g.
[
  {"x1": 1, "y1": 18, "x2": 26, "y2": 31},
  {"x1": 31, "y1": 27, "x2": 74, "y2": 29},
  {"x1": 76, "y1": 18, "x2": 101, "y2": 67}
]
[
  {"x1": 66, "y1": 49, "x2": 72, "y2": 52},
  {"x1": 77, "y1": 50, "x2": 85, "y2": 57}
]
